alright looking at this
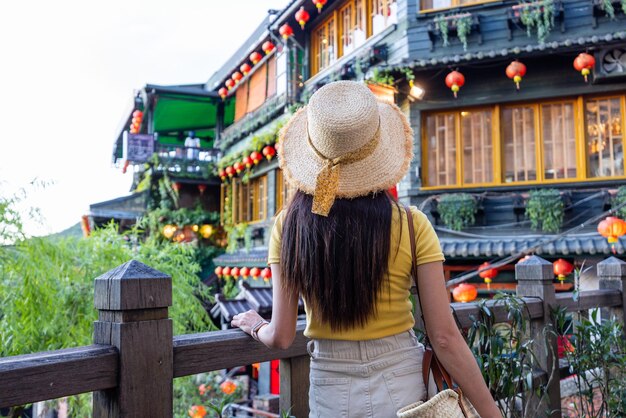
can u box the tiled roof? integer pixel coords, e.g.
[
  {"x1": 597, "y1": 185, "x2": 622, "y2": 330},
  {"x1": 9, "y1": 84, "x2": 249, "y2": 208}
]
[
  {"x1": 213, "y1": 248, "x2": 268, "y2": 267},
  {"x1": 440, "y1": 235, "x2": 625, "y2": 259}
]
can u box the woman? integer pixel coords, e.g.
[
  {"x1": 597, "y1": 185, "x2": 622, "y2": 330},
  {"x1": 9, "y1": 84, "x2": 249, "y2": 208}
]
[{"x1": 232, "y1": 81, "x2": 500, "y2": 418}]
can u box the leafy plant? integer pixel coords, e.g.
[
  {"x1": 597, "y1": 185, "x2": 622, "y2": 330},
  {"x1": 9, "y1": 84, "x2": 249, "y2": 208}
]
[
  {"x1": 437, "y1": 193, "x2": 477, "y2": 231},
  {"x1": 367, "y1": 68, "x2": 395, "y2": 86},
  {"x1": 623, "y1": 0, "x2": 626, "y2": 15},
  {"x1": 456, "y1": 15, "x2": 473, "y2": 51},
  {"x1": 554, "y1": 307, "x2": 626, "y2": 417},
  {"x1": 517, "y1": 0, "x2": 555, "y2": 44},
  {"x1": 601, "y1": 0, "x2": 616, "y2": 18},
  {"x1": 525, "y1": 189, "x2": 563, "y2": 233},
  {"x1": 435, "y1": 15, "x2": 450, "y2": 47},
  {"x1": 225, "y1": 222, "x2": 250, "y2": 253},
  {"x1": 612, "y1": 186, "x2": 626, "y2": 219}
]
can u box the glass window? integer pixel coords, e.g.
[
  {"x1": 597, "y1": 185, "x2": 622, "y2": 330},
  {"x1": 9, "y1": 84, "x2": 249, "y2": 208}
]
[
  {"x1": 312, "y1": 16, "x2": 336, "y2": 75},
  {"x1": 275, "y1": 169, "x2": 296, "y2": 213},
  {"x1": 371, "y1": 0, "x2": 397, "y2": 35},
  {"x1": 426, "y1": 113, "x2": 457, "y2": 186},
  {"x1": 461, "y1": 110, "x2": 493, "y2": 184},
  {"x1": 421, "y1": 0, "x2": 495, "y2": 10},
  {"x1": 502, "y1": 106, "x2": 537, "y2": 183},
  {"x1": 542, "y1": 102, "x2": 577, "y2": 180},
  {"x1": 586, "y1": 98, "x2": 624, "y2": 178}
]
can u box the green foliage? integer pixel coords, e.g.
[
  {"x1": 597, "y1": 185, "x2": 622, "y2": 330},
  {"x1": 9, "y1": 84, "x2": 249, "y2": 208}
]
[
  {"x1": 623, "y1": 0, "x2": 626, "y2": 15},
  {"x1": 554, "y1": 307, "x2": 626, "y2": 417},
  {"x1": 174, "y1": 372, "x2": 244, "y2": 418},
  {"x1": 465, "y1": 294, "x2": 545, "y2": 417},
  {"x1": 368, "y1": 68, "x2": 395, "y2": 86},
  {"x1": 518, "y1": 0, "x2": 555, "y2": 44},
  {"x1": 435, "y1": 15, "x2": 450, "y2": 47},
  {"x1": 456, "y1": 15, "x2": 473, "y2": 51},
  {"x1": 434, "y1": 14, "x2": 473, "y2": 51},
  {"x1": 525, "y1": 189, "x2": 563, "y2": 233},
  {"x1": 437, "y1": 193, "x2": 477, "y2": 231},
  {"x1": 601, "y1": 0, "x2": 616, "y2": 18},
  {"x1": 612, "y1": 186, "x2": 626, "y2": 219},
  {"x1": 225, "y1": 222, "x2": 250, "y2": 254}
]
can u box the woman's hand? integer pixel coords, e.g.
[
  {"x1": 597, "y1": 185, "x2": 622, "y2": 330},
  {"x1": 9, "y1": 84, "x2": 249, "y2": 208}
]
[{"x1": 231, "y1": 309, "x2": 264, "y2": 335}]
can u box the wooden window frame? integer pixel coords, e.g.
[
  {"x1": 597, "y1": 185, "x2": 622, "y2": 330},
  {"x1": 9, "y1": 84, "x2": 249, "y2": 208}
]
[
  {"x1": 419, "y1": 0, "x2": 500, "y2": 13},
  {"x1": 422, "y1": 94, "x2": 626, "y2": 190}
]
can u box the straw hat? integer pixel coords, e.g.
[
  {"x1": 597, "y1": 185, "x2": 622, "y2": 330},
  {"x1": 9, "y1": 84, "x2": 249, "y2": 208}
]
[{"x1": 277, "y1": 80, "x2": 414, "y2": 216}]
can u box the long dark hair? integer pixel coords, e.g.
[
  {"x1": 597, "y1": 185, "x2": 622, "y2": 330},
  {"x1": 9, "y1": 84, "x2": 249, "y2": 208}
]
[{"x1": 280, "y1": 190, "x2": 397, "y2": 331}]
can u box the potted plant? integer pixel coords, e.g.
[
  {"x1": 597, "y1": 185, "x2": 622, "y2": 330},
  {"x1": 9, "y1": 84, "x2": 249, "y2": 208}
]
[
  {"x1": 509, "y1": 0, "x2": 560, "y2": 44},
  {"x1": 430, "y1": 12, "x2": 477, "y2": 51}
]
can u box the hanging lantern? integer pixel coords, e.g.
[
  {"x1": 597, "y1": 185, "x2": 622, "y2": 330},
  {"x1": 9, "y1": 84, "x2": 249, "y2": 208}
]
[
  {"x1": 250, "y1": 151, "x2": 262, "y2": 165},
  {"x1": 573, "y1": 52, "x2": 596, "y2": 83},
  {"x1": 162, "y1": 224, "x2": 177, "y2": 239},
  {"x1": 597, "y1": 216, "x2": 626, "y2": 253},
  {"x1": 198, "y1": 184, "x2": 207, "y2": 194},
  {"x1": 222, "y1": 266, "x2": 232, "y2": 278},
  {"x1": 199, "y1": 224, "x2": 213, "y2": 239},
  {"x1": 312, "y1": 0, "x2": 327, "y2": 12},
  {"x1": 240, "y1": 63, "x2": 252, "y2": 75},
  {"x1": 279, "y1": 24, "x2": 294, "y2": 39},
  {"x1": 130, "y1": 110, "x2": 143, "y2": 134},
  {"x1": 215, "y1": 266, "x2": 223, "y2": 278},
  {"x1": 225, "y1": 79, "x2": 235, "y2": 90},
  {"x1": 505, "y1": 60, "x2": 527, "y2": 90},
  {"x1": 295, "y1": 7, "x2": 310, "y2": 29},
  {"x1": 218, "y1": 87, "x2": 228, "y2": 99},
  {"x1": 478, "y1": 262, "x2": 498, "y2": 289},
  {"x1": 250, "y1": 51, "x2": 262, "y2": 65},
  {"x1": 445, "y1": 70, "x2": 465, "y2": 98},
  {"x1": 242, "y1": 156, "x2": 253, "y2": 168},
  {"x1": 233, "y1": 161, "x2": 245, "y2": 173},
  {"x1": 250, "y1": 267, "x2": 261, "y2": 278},
  {"x1": 172, "y1": 182, "x2": 182, "y2": 192},
  {"x1": 261, "y1": 267, "x2": 272, "y2": 282},
  {"x1": 553, "y1": 258, "x2": 574, "y2": 284},
  {"x1": 225, "y1": 166, "x2": 235, "y2": 177},
  {"x1": 231, "y1": 267, "x2": 240, "y2": 278},
  {"x1": 452, "y1": 283, "x2": 477, "y2": 303},
  {"x1": 262, "y1": 145, "x2": 276, "y2": 160},
  {"x1": 262, "y1": 41, "x2": 275, "y2": 55},
  {"x1": 219, "y1": 169, "x2": 227, "y2": 181},
  {"x1": 232, "y1": 71, "x2": 243, "y2": 84},
  {"x1": 240, "y1": 267, "x2": 250, "y2": 279}
]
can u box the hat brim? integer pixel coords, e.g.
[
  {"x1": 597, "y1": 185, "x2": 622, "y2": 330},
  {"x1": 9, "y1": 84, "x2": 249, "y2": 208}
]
[{"x1": 277, "y1": 102, "x2": 414, "y2": 199}]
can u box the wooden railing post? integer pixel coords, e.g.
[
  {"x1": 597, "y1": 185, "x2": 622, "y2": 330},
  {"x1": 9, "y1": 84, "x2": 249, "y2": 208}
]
[
  {"x1": 279, "y1": 355, "x2": 310, "y2": 418},
  {"x1": 516, "y1": 255, "x2": 561, "y2": 418},
  {"x1": 597, "y1": 256, "x2": 626, "y2": 331},
  {"x1": 92, "y1": 260, "x2": 173, "y2": 417}
]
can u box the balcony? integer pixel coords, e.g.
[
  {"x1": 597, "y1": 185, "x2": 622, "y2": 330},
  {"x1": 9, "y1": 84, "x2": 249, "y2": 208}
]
[{"x1": 151, "y1": 144, "x2": 220, "y2": 179}]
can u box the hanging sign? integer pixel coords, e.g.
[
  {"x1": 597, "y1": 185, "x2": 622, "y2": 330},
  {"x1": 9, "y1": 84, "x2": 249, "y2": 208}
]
[{"x1": 123, "y1": 132, "x2": 155, "y2": 163}]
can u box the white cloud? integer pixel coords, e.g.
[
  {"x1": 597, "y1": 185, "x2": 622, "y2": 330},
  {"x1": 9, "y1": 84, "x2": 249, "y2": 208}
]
[{"x1": 0, "y1": 0, "x2": 288, "y2": 236}]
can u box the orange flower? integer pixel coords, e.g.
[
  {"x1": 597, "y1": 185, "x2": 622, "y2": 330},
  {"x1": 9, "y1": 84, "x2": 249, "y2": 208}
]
[
  {"x1": 220, "y1": 379, "x2": 237, "y2": 395},
  {"x1": 189, "y1": 405, "x2": 207, "y2": 418},
  {"x1": 198, "y1": 384, "x2": 207, "y2": 396}
]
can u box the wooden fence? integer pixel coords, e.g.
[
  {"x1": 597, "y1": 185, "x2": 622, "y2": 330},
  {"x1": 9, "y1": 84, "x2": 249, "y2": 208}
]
[{"x1": 0, "y1": 256, "x2": 624, "y2": 417}]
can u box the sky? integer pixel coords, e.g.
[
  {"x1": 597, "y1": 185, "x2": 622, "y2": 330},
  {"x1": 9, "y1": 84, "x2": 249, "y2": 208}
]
[{"x1": 0, "y1": 0, "x2": 288, "y2": 236}]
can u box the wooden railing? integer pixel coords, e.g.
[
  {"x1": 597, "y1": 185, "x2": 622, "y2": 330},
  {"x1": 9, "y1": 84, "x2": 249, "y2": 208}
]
[{"x1": 1, "y1": 256, "x2": 624, "y2": 417}]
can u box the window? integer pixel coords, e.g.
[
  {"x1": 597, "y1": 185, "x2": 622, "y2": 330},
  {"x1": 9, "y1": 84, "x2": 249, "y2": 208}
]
[
  {"x1": 423, "y1": 95, "x2": 626, "y2": 189},
  {"x1": 232, "y1": 55, "x2": 282, "y2": 122},
  {"x1": 586, "y1": 97, "x2": 624, "y2": 178},
  {"x1": 275, "y1": 169, "x2": 296, "y2": 213},
  {"x1": 339, "y1": 0, "x2": 367, "y2": 56},
  {"x1": 370, "y1": 0, "x2": 397, "y2": 35},
  {"x1": 233, "y1": 175, "x2": 268, "y2": 223},
  {"x1": 311, "y1": 15, "x2": 337, "y2": 75},
  {"x1": 420, "y1": 0, "x2": 497, "y2": 11}
]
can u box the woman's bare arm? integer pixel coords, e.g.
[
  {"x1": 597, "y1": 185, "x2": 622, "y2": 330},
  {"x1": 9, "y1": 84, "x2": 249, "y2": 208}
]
[
  {"x1": 417, "y1": 261, "x2": 501, "y2": 418},
  {"x1": 231, "y1": 263, "x2": 299, "y2": 349}
]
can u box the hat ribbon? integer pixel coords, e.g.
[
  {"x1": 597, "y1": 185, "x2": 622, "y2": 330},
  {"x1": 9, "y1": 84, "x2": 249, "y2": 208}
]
[{"x1": 307, "y1": 121, "x2": 380, "y2": 216}]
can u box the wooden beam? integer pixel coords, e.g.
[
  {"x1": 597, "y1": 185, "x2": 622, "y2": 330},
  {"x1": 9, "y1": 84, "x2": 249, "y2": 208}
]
[{"x1": 0, "y1": 345, "x2": 117, "y2": 409}]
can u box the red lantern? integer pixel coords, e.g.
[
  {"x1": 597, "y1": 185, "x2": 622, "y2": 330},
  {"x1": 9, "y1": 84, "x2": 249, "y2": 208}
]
[
  {"x1": 261, "y1": 267, "x2": 272, "y2": 282},
  {"x1": 445, "y1": 70, "x2": 465, "y2": 98},
  {"x1": 215, "y1": 266, "x2": 223, "y2": 278},
  {"x1": 553, "y1": 258, "x2": 574, "y2": 283},
  {"x1": 250, "y1": 151, "x2": 262, "y2": 165},
  {"x1": 225, "y1": 79, "x2": 235, "y2": 90},
  {"x1": 452, "y1": 283, "x2": 477, "y2": 303},
  {"x1": 598, "y1": 216, "x2": 626, "y2": 252},
  {"x1": 130, "y1": 110, "x2": 143, "y2": 134},
  {"x1": 222, "y1": 266, "x2": 232, "y2": 277},
  {"x1": 312, "y1": 0, "x2": 327, "y2": 12},
  {"x1": 279, "y1": 24, "x2": 294, "y2": 39},
  {"x1": 295, "y1": 7, "x2": 310, "y2": 29},
  {"x1": 573, "y1": 52, "x2": 595, "y2": 82},
  {"x1": 198, "y1": 184, "x2": 207, "y2": 195},
  {"x1": 233, "y1": 161, "x2": 244, "y2": 173},
  {"x1": 506, "y1": 60, "x2": 527, "y2": 90},
  {"x1": 250, "y1": 267, "x2": 261, "y2": 278},
  {"x1": 172, "y1": 182, "x2": 182, "y2": 192},
  {"x1": 262, "y1": 41, "x2": 275, "y2": 55},
  {"x1": 240, "y1": 63, "x2": 252, "y2": 76},
  {"x1": 231, "y1": 267, "x2": 240, "y2": 278},
  {"x1": 242, "y1": 156, "x2": 253, "y2": 168},
  {"x1": 132, "y1": 110, "x2": 143, "y2": 118},
  {"x1": 225, "y1": 166, "x2": 235, "y2": 177},
  {"x1": 250, "y1": 51, "x2": 262, "y2": 65},
  {"x1": 218, "y1": 87, "x2": 228, "y2": 99},
  {"x1": 232, "y1": 71, "x2": 243, "y2": 83},
  {"x1": 219, "y1": 169, "x2": 227, "y2": 181},
  {"x1": 478, "y1": 262, "x2": 498, "y2": 289},
  {"x1": 240, "y1": 267, "x2": 250, "y2": 278},
  {"x1": 262, "y1": 145, "x2": 276, "y2": 160}
]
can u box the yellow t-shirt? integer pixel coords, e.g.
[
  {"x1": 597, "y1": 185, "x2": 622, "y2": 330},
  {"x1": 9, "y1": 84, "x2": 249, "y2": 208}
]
[{"x1": 267, "y1": 205, "x2": 445, "y2": 340}]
